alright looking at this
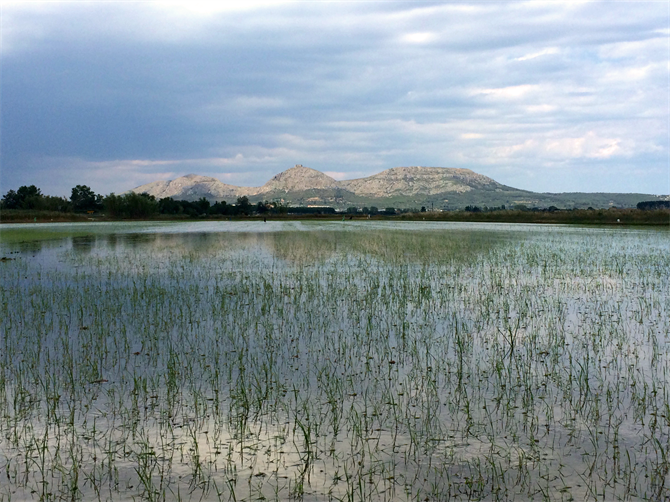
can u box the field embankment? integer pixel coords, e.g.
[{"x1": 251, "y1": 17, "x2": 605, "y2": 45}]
[{"x1": 1, "y1": 207, "x2": 668, "y2": 225}]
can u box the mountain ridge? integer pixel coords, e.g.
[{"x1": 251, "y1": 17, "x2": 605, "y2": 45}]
[
  {"x1": 132, "y1": 165, "x2": 512, "y2": 199},
  {"x1": 130, "y1": 165, "x2": 663, "y2": 210}
]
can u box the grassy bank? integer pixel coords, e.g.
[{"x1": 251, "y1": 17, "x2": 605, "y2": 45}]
[
  {"x1": 1, "y1": 207, "x2": 668, "y2": 225},
  {"x1": 0, "y1": 209, "x2": 94, "y2": 223},
  {"x1": 400, "y1": 208, "x2": 670, "y2": 225}
]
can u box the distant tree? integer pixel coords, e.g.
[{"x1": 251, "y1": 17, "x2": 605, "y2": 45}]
[
  {"x1": 126, "y1": 192, "x2": 157, "y2": 218},
  {"x1": 18, "y1": 185, "x2": 43, "y2": 209},
  {"x1": 194, "y1": 197, "x2": 210, "y2": 215},
  {"x1": 103, "y1": 192, "x2": 157, "y2": 218},
  {"x1": 180, "y1": 201, "x2": 199, "y2": 217},
  {"x1": 1, "y1": 185, "x2": 44, "y2": 209},
  {"x1": 420, "y1": 206, "x2": 426, "y2": 212},
  {"x1": 384, "y1": 207, "x2": 395, "y2": 215},
  {"x1": 277, "y1": 201, "x2": 289, "y2": 214},
  {"x1": 236, "y1": 196, "x2": 252, "y2": 215},
  {"x1": 71, "y1": 185, "x2": 102, "y2": 212},
  {"x1": 102, "y1": 193, "x2": 121, "y2": 217},
  {"x1": 285, "y1": 206, "x2": 336, "y2": 215},
  {"x1": 637, "y1": 200, "x2": 670, "y2": 210},
  {"x1": 1, "y1": 189, "x2": 21, "y2": 209},
  {"x1": 17, "y1": 185, "x2": 41, "y2": 197},
  {"x1": 210, "y1": 201, "x2": 229, "y2": 215},
  {"x1": 158, "y1": 197, "x2": 184, "y2": 215},
  {"x1": 40, "y1": 195, "x2": 71, "y2": 212},
  {"x1": 369, "y1": 206, "x2": 378, "y2": 215},
  {"x1": 346, "y1": 207, "x2": 358, "y2": 214}
]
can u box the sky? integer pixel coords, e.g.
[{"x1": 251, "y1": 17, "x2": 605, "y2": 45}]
[{"x1": 1, "y1": 1, "x2": 668, "y2": 197}]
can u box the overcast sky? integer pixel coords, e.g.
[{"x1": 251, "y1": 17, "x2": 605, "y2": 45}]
[{"x1": 1, "y1": 1, "x2": 668, "y2": 197}]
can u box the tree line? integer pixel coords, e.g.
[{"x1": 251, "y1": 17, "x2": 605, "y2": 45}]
[
  {"x1": 637, "y1": 200, "x2": 670, "y2": 210},
  {"x1": 1, "y1": 185, "x2": 399, "y2": 218},
  {"x1": 0, "y1": 185, "x2": 331, "y2": 218},
  {"x1": 4, "y1": 184, "x2": 668, "y2": 219}
]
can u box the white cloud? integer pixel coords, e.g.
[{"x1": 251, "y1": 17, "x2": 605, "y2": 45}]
[
  {"x1": 157, "y1": 0, "x2": 291, "y2": 16},
  {"x1": 525, "y1": 104, "x2": 557, "y2": 113},
  {"x1": 2, "y1": 1, "x2": 667, "y2": 195},
  {"x1": 604, "y1": 64, "x2": 659, "y2": 86},
  {"x1": 275, "y1": 134, "x2": 327, "y2": 150},
  {"x1": 400, "y1": 32, "x2": 437, "y2": 44},
  {"x1": 472, "y1": 85, "x2": 540, "y2": 100},
  {"x1": 514, "y1": 47, "x2": 560, "y2": 61},
  {"x1": 494, "y1": 132, "x2": 626, "y2": 160},
  {"x1": 597, "y1": 37, "x2": 668, "y2": 60}
]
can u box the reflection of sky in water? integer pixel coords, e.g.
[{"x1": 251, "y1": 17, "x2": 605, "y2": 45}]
[
  {"x1": 2, "y1": 220, "x2": 667, "y2": 263},
  {"x1": 0, "y1": 221, "x2": 669, "y2": 501}
]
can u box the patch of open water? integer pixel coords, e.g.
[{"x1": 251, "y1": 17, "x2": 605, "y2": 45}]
[{"x1": 0, "y1": 221, "x2": 668, "y2": 500}]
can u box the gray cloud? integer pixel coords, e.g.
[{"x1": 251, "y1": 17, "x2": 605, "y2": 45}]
[{"x1": 1, "y1": 1, "x2": 667, "y2": 197}]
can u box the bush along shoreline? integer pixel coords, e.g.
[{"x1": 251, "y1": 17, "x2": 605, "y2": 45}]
[{"x1": 1, "y1": 184, "x2": 669, "y2": 225}]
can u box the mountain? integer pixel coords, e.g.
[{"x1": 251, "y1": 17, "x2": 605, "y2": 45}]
[
  {"x1": 130, "y1": 165, "x2": 663, "y2": 210},
  {"x1": 257, "y1": 165, "x2": 340, "y2": 193},
  {"x1": 339, "y1": 166, "x2": 507, "y2": 197},
  {"x1": 131, "y1": 174, "x2": 244, "y2": 200}
]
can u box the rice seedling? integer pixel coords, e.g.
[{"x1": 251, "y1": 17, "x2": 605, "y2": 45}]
[{"x1": 0, "y1": 221, "x2": 668, "y2": 500}]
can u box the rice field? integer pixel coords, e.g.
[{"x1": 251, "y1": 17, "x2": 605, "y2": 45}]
[{"x1": 0, "y1": 220, "x2": 668, "y2": 501}]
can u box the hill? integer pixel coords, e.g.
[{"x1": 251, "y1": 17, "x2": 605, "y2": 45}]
[{"x1": 130, "y1": 165, "x2": 665, "y2": 210}]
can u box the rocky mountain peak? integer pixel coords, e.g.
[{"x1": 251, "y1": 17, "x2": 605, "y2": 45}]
[
  {"x1": 339, "y1": 166, "x2": 503, "y2": 197},
  {"x1": 181, "y1": 174, "x2": 220, "y2": 183},
  {"x1": 132, "y1": 165, "x2": 505, "y2": 201},
  {"x1": 129, "y1": 164, "x2": 658, "y2": 209},
  {"x1": 258, "y1": 165, "x2": 339, "y2": 193}
]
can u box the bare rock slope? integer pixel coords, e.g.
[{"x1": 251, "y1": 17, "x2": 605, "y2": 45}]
[
  {"x1": 340, "y1": 166, "x2": 503, "y2": 197},
  {"x1": 257, "y1": 165, "x2": 340, "y2": 194},
  {"x1": 132, "y1": 174, "x2": 247, "y2": 200},
  {"x1": 131, "y1": 165, "x2": 501, "y2": 201},
  {"x1": 129, "y1": 165, "x2": 661, "y2": 209}
]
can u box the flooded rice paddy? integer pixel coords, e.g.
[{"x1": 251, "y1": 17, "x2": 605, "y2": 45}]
[{"x1": 0, "y1": 220, "x2": 668, "y2": 501}]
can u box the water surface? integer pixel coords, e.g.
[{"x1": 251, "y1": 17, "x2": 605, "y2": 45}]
[{"x1": 1, "y1": 221, "x2": 668, "y2": 501}]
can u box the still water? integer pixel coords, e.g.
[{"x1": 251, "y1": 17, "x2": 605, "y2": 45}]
[{"x1": 0, "y1": 221, "x2": 668, "y2": 501}]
